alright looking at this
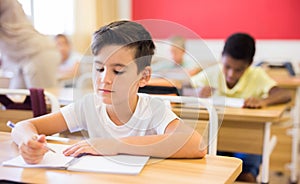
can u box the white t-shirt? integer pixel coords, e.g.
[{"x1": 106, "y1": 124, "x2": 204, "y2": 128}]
[{"x1": 61, "y1": 93, "x2": 178, "y2": 138}]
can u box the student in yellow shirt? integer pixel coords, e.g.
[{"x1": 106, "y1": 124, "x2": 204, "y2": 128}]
[
  {"x1": 11, "y1": 20, "x2": 206, "y2": 164},
  {"x1": 191, "y1": 33, "x2": 291, "y2": 108},
  {"x1": 191, "y1": 33, "x2": 291, "y2": 182}
]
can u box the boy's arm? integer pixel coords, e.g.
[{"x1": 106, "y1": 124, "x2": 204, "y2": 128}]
[
  {"x1": 264, "y1": 86, "x2": 292, "y2": 106},
  {"x1": 244, "y1": 86, "x2": 292, "y2": 108},
  {"x1": 11, "y1": 112, "x2": 69, "y2": 164},
  {"x1": 120, "y1": 119, "x2": 206, "y2": 158},
  {"x1": 64, "y1": 119, "x2": 207, "y2": 158},
  {"x1": 12, "y1": 112, "x2": 68, "y2": 145}
]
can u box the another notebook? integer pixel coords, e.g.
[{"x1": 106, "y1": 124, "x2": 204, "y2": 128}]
[{"x1": 2, "y1": 143, "x2": 149, "y2": 175}]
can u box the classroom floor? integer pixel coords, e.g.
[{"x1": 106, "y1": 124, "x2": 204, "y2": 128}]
[
  {"x1": 234, "y1": 172, "x2": 294, "y2": 184},
  {"x1": 234, "y1": 155, "x2": 300, "y2": 184}
]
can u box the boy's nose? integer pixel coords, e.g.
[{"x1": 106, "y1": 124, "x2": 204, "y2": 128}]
[{"x1": 100, "y1": 71, "x2": 113, "y2": 84}]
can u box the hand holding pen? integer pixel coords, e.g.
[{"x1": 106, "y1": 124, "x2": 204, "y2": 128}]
[
  {"x1": 198, "y1": 86, "x2": 216, "y2": 98},
  {"x1": 7, "y1": 121, "x2": 56, "y2": 153}
]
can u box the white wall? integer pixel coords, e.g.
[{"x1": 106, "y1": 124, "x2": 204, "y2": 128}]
[{"x1": 154, "y1": 39, "x2": 300, "y2": 73}]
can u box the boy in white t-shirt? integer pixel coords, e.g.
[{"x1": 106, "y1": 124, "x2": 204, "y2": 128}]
[{"x1": 11, "y1": 20, "x2": 206, "y2": 164}]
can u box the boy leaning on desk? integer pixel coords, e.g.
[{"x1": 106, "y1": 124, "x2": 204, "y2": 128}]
[
  {"x1": 11, "y1": 20, "x2": 206, "y2": 164},
  {"x1": 191, "y1": 33, "x2": 292, "y2": 182}
]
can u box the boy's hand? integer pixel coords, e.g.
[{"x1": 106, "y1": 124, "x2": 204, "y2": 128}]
[
  {"x1": 243, "y1": 97, "x2": 267, "y2": 108},
  {"x1": 198, "y1": 86, "x2": 214, "y2": 98},
  {"x1": 19, "y1": 134, "x2": 48, "y2": 164},
  {"x1": 63, "y1": 138, "x2": 119, "y2": 157}
]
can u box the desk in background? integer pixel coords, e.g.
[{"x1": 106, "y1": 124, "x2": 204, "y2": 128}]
[
  {"x1": 0, "y1": 132, "x2": 242, "y2": 184},
  {"x1": 269, "y1": 75, "x2": 300, "y2": 183},
  {"x1": 173, "y1": 104, "x2": 288, "y2": 184}
]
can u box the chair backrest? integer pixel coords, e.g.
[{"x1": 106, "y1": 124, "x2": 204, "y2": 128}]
[
  {"x1": 256, "y1": 61, "x2": 296, "y2": 76},
  {"x1": 0, "y1": 88, "x2": 60, "y2": 113},
  {"x1": 76, "y1": 72, "x2": 93, "y2": 89},
  {"x1": 150, "y1": 95, "x2": 218, "y2": 155}
]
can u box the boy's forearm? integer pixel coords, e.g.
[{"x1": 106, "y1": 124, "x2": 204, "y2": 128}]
[
  {"x1": 118, "y1": 131, "x2": 206, "y2": 158},
  {"x1": 264, "y1": 91, "x2": 292, "y2": 106}
]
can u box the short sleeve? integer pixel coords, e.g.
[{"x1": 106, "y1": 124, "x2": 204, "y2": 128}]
[
  {"x1": 156, "y1": 108, "x2": 178, "y2": 135},
  {"x1": 60, "y1": 95, "x2": 91, "y2": 132},
  {"x1": 256, "y1": 68, "x2": 277, "y2": 96},
  {"x1": 146, "y1": 97, "x2": 178, "y2": 135}
]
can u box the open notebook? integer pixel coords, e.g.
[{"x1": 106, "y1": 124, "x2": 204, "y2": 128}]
[
  {"x1": 2, "y1": 143, "x2": 149, "y2": 175},
  {"x1": 210, "y1": 96, "x2": 244, "y2": 108}
]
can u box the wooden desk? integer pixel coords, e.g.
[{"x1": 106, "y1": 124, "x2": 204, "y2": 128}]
[
  {"x1": 0, "y1": 132, "x2": 242, "y2": 184},
  {"x1": 173, "y1": 104, "x2": 288, "y2": 184},
  {"x1": 148, "y1": 77, "x2": 182, "y2": 89}
]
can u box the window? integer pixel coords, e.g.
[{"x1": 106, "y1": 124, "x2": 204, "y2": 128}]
[{"x1": 18, "y1": 0, "x2": 74, "y2": 35}]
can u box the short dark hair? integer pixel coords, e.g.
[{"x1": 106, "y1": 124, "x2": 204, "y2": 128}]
[
  {"x1": 55, "y1": 34, "x2": 69, "y2": 44},
  {"x1": 91, "y1": 20, "x2": 155, "y2": 73},
  {"x1": 222, "y1": 33, "x2": 255, "y2": 65}
]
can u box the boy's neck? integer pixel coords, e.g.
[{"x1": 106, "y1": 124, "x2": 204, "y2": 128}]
[{"x1": 106, "y1": 95, "x2": 139, "y2": 126}]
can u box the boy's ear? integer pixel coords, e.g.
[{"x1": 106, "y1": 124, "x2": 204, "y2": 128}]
[{"x1": 139, "y1": 66, "x2": 151, "y2": 87}]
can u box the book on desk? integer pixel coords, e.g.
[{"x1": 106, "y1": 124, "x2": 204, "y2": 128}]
[{"x1": 2, "y1": 143, "x2": 149, "y2": 175}]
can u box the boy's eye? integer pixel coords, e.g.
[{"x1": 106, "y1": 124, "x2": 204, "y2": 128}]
[
  {"x1": 114, "y1": 70, "x2": 125, "y2": 75},
  {"x1": 96, "y1": 67, "x2": 105, "y2": 72}
]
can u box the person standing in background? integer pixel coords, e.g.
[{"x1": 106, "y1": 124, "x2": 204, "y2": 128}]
[
  {"x1": 0, "y1": 0, "x2": 60, "y2": 89},
  {"x1": 54, "y1": 34, "x2": 82, "y2": 83}
]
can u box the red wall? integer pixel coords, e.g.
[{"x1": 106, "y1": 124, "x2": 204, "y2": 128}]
[{"x1": 132, "y1": 0, "x2": 300, "y2": 39}]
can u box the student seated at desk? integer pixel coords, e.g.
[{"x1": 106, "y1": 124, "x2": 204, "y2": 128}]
[
  {"x1": 191, "y1": 33, "x2": 291, "y2": 182},
  {"x1": 11, "y1": 20, "x2": 206, "y2": 164},
  {"x1": 55, "y1": 34, "x2": 82, "y2": 86},
  {"x1": 152, "y1": 36, "x2": 201, "y2": 76}
]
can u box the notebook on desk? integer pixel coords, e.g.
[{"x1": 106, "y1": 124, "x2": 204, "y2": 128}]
[
  {"x1": 178, "y1": 96, "x2": 244, "y2": 109},
  {"x1": 211, "y1": 96, "x2": 244, "y2": 108},
  {"x1": 2, "y1": 143, "x2": 149, "y2": 175}
]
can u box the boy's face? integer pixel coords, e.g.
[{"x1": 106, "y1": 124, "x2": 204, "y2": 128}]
[
  {"x1": 221, "y1": 55, "x2": 250, "y2": 88},
  {"x1": 55, "y1": 37, "x2": 70, "y2": 63},
  {"x1": 93, "y1": 45, "x2": 150, "y2": 105},
  {"x1": 170, "y1": 46, "x2": 185, "y2": 65}
]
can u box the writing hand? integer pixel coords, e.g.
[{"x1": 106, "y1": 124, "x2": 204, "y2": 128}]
[
  {"x1": 19, "y1": 134, "x2": 49, "y2": 164},
  {"x1": 198, "y1": 86, "x2": 215, "y2": 98}
]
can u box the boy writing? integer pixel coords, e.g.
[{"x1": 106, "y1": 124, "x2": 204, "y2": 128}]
[
  {"x1": 191, "y1": 33, "x2": 291, "y2": 182},
  {"x1": 12, "y1": 20, "x2": 206, "y2": 164}
]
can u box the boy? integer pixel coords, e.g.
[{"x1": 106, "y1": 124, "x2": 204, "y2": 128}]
[
  {"x1": 12, "y1": 21, "x2": 206, "y2": 164},
  {"x1": 152, "y1": 36, "x2": 201, "y2": 77},
  {"x1": 54, "y1": 34, "x2": 82, "y2": 84},
  {"x1": 191, "y1": 33, "x2": 291, "y2": 182}
]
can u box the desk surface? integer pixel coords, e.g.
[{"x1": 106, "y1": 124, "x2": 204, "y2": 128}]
[
  {"x1": 173, "y1": 103, "x2": 288, "y2": 123},
  {"x1": 0, "y1": 132, "x2": 242, "y2": 184},
  {"x1": 173, "y1": 103, "x2": 289, "y2": 155}
]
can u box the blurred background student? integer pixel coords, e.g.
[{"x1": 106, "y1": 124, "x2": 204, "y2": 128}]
[
  {"x1": 54, "y1": 34, "x2": 82, "y2": 86},
  {"x1": 152, "y1": 35, "x2": 201, "y2": 86},
  {"x1": 0, "y1": 0, "x2": 60, "y2": 89}
]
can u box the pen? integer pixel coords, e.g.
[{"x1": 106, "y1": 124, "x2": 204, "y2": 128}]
[{"x1": 6, "y1": 121, "x2": 56, "y2": 153}]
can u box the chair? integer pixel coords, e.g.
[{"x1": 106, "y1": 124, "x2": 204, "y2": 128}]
[
  {"x1": 139, "y1": 77, "x2": 183, "y2": 96},
  {"x1": 256, "y1": 61, "x2": 296, "y2": 76},
  {"x1": 138, "y1": 85, "x2": 180, "y2": 96},
  {"x1": 150, "y1": 95, "x2": 218, "y2": 155},
  {"x1": 0, "y1": 88, "x2": 60, "y2": 132}
]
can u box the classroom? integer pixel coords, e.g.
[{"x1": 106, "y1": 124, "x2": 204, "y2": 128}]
[{"x1": 0, "y1": 0, "x2": 300, "y2": 183}]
